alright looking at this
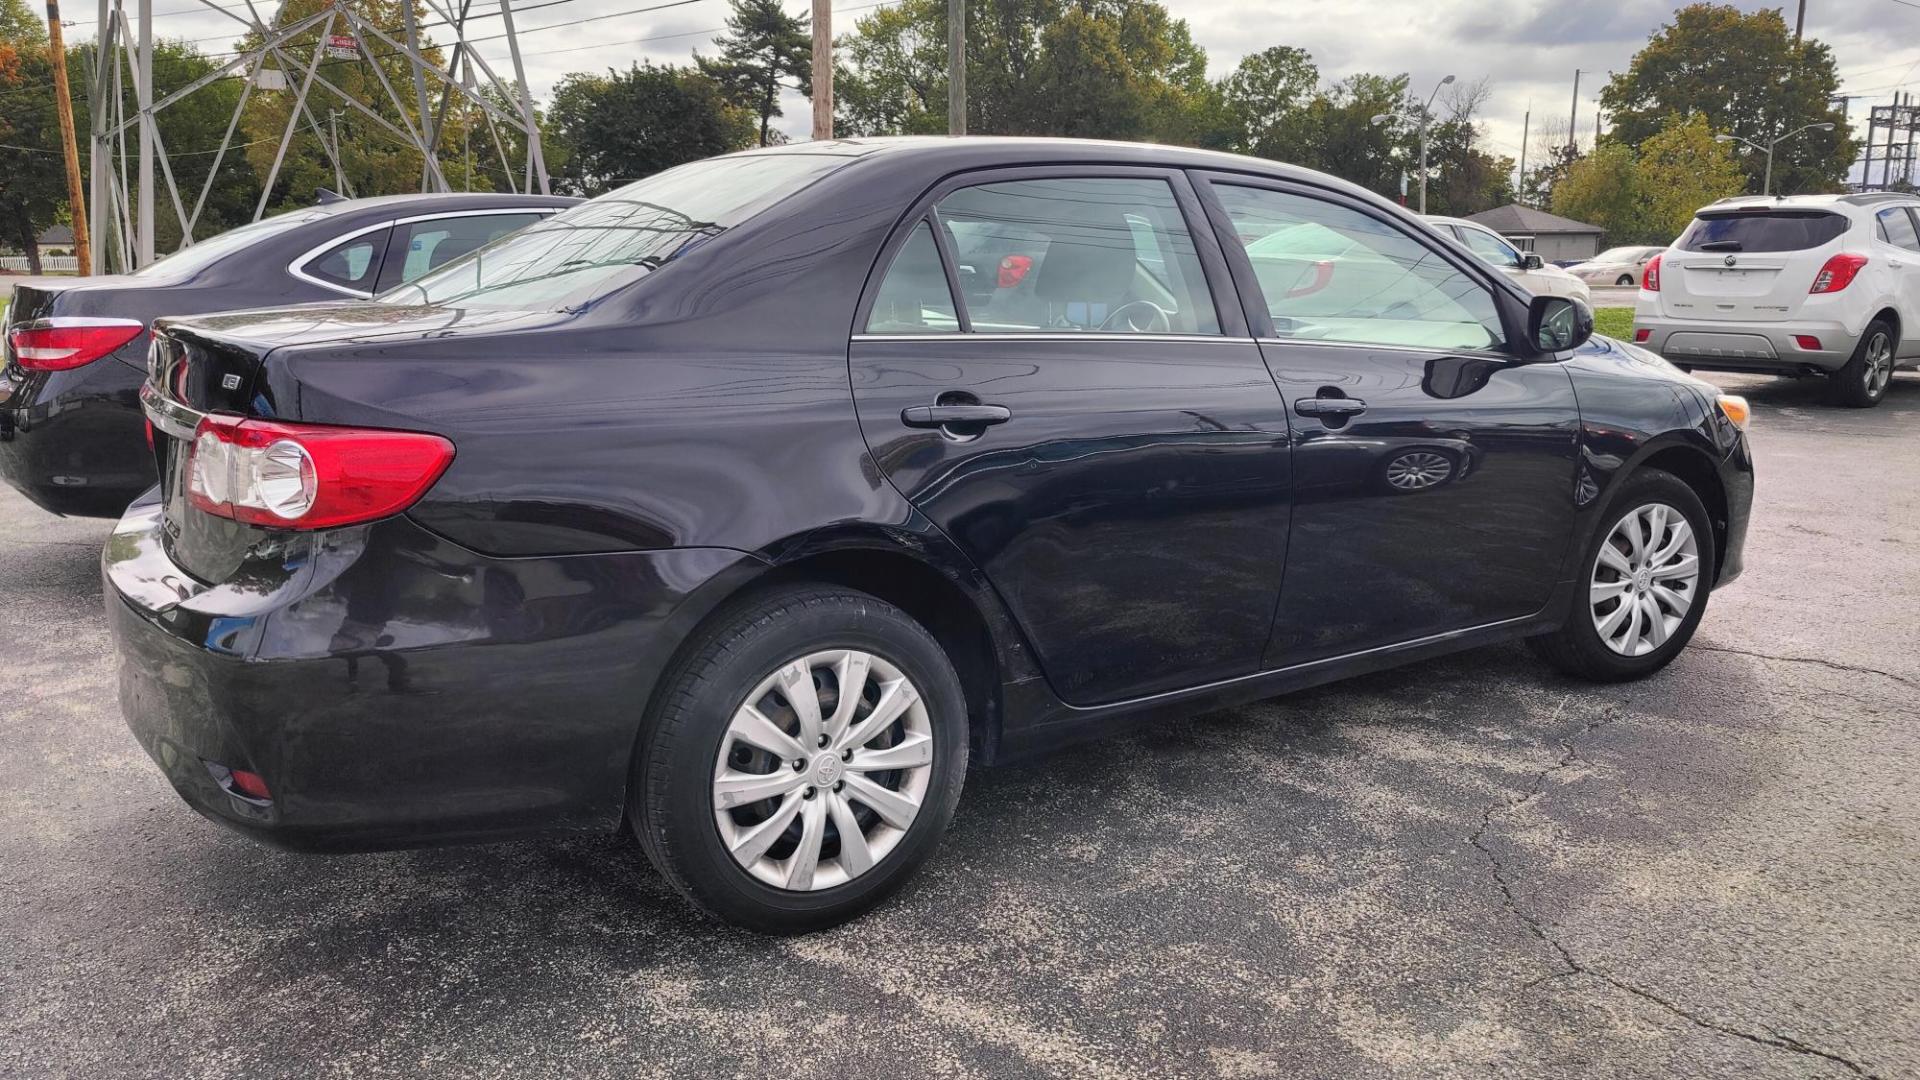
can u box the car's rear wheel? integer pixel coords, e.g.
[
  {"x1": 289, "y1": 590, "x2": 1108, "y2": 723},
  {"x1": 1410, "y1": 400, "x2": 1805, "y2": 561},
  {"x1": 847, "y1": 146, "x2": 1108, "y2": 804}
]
[
  {"x1": 1529, "y1": 469, "x2": 1715, "y2": 681},
  {"x1": 632, "y1": 585, "x2": 968, "y2": 933},
  {"x1": 1616, "y1": 273, "x2": 1635, "y2": 286},
  {"x1": 1830, "y1": 320, "x2": 1895, "y2": 408}
]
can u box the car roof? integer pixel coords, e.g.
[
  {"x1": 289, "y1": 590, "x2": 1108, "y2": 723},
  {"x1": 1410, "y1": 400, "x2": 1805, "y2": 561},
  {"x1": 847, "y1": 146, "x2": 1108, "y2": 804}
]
[
  {"x1": 303, "y1": 191, "x2": 581, "y2": 218},
  {"x1": 1701, "y1": 192, "x2": 1920, "y2": 213}
]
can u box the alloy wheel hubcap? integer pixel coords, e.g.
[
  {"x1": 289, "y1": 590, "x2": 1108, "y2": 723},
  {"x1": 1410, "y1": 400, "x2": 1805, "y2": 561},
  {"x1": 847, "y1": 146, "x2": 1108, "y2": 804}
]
[
  {"x1": 713, "y1": 649, "x2": 933, "y2": 892},
  {"x1": 1589, "y1": 502, "x2": 1699, "y2": 657},
  {"x1": 1385, "y1": 451, "x2": 1453, "y2": 490},
  {"x1": 1865, "y1": 333, "x2": 1893, "y2": 397}
]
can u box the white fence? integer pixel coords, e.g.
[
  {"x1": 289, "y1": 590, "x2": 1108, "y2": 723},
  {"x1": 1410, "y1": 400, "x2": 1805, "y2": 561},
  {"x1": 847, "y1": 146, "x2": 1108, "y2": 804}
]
[{"x1": 0, "y1": 256, "x2": 80, "y2": 273}]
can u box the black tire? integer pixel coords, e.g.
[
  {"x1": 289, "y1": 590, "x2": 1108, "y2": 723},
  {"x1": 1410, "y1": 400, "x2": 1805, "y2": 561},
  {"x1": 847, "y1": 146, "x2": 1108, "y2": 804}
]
[
  {"x1": 1529, "y1": 469, "x2": 1716, "y2": 682},
  {"x1": 1829, "y1": 319, "x2": 1896, "y2": 408},
  {"x1": 632, "y1": 584, "x2": 968, "y2": 933},
  {"x1": 1616, "y1": 273, "x2": 1635, "y2": 286}
]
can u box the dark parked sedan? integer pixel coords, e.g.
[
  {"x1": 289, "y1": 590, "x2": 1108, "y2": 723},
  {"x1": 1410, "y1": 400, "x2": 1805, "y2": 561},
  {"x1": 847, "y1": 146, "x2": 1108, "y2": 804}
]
[
  {"x1": 0, "y1": 192, "x2": 577, "y2": 517},
  {"x1": 105, "y1": 139, "x2": 1753, "y2": 933}
]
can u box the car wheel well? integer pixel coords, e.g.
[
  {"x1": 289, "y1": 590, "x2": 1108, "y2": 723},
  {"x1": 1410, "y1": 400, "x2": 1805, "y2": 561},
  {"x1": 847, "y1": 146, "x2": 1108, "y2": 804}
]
[
  {"x1": 1636, "y1": 447, "x2": 1728, "y2": 583},
  {"x1": 1870, "y1": 308, "x2": 1900, "y2": 344},
  {"x1": 657, "y1": 550, "x2": 1004, "y2": 767}
]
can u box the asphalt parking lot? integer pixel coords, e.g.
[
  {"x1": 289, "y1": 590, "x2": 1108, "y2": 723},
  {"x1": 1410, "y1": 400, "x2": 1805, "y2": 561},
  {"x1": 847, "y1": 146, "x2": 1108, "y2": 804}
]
[{"x1": 2, "y1": 371, "x2": 1916, "y2": 1079}]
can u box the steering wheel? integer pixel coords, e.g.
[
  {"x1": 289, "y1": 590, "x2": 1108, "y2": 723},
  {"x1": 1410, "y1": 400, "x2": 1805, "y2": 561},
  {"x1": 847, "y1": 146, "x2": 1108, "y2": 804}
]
[{"x1": 1098, "y1": 299, "x2": 1173, "y2": 333}]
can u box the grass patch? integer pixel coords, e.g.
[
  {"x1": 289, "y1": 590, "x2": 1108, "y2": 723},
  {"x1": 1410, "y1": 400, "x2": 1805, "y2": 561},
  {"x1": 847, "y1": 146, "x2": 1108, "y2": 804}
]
[{"x1": 1594, "y1": 306, "x2": 1634, "y2": 340}]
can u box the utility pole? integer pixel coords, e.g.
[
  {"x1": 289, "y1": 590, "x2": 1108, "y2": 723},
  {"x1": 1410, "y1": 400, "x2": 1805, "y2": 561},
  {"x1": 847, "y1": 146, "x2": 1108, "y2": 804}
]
[
  {"x1": 812, "y1": 0, "x2": 832, "y2": 139},
  {"x1": 947, "y1": 0, "x2": 965, "y2": 136},
  {"x1": 44, "y1": 0, "x2": 91, "y2": 275},
  {"x1": 1568, "y1": 69, "x2": 1586, "y2": 154},
  {"x1": 1794, "y1": 0, "x2": 1806, "y2": 42},
  {"x1": 328, "y1": 109, "x2": 347, "y2": 195},
  {"x1": 1518, "y1": 107, "x2": 1529, "y2": 204}
]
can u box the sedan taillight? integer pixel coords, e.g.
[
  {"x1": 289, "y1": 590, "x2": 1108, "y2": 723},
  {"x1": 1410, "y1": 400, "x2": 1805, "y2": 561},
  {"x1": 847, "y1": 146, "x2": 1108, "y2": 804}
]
[
  {"x1": 7, "y1": 318, "x2": 144, "y2": 371},
  {"x1": 186, "y1": 414, "x2": 454, "y2": 529},
  {"x1": 1809, "y1": 254, "x2": 1868, "y2": 294},
  {"x1": 1641, "y1": 253, "x2": 1662, "y2": 292}
]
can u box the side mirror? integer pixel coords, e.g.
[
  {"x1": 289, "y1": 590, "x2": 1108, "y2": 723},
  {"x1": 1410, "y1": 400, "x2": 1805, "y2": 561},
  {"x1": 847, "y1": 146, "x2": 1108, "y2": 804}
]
[
  {"x1": 1522, "y1": 253, "x2": 1544, "y2": 271},
  {"x1": 1527, "y1": 294, "x2": 1594, "y2": 356}
]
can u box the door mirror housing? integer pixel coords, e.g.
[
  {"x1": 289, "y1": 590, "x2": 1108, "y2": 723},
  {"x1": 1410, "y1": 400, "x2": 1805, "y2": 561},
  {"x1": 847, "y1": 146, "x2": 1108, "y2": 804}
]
[
  {"x1": 1521, "y1": 253, "x2": 1545, "y2": 270},
  {"x1": 1527, "y1": 294, "x2": 1594, "y2": 355}
]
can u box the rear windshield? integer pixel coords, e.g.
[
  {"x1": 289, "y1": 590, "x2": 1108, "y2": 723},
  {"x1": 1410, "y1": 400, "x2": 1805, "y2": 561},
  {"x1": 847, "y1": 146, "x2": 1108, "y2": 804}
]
[
  {"x1": 132, "y1": 211, "x2": 328, "y2": 280},
  {"x1": 1678, "y1": 211, "x2": 1850, "y2": 253},
  {"x1": 377, "y1": 152, "x2": 847, "y2": 311}
]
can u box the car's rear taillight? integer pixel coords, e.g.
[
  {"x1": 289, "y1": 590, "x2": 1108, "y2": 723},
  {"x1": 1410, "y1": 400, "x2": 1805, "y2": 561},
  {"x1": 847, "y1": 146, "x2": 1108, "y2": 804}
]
[
  {"x1": 7, "y1": 318, "x2": 144, "y2": 371},
  {"x1": 1641, "y1": 253, "x2": 1662, "y2": 292},
  {"x1": 1809, "y1": 254, "x2": 1868, "y2": 294},
  {"x1": 997, "y1": 255, "x2": 1032, "y2": 288},
  {"x1": 185, "y1": 414, "x2": 454, "y2": 529}
]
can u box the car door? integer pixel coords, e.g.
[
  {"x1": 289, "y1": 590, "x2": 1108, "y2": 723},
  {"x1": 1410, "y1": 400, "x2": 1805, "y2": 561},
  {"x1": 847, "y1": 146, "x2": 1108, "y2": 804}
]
[
  {"x1": 1196, "y1": 175, "x2": 1581, "y2": 666},
  {"x1": 848, "y1": 168, "x2": 1293, "y2": 705},
  {"x1": 373, "y1": 211, "x2": 549, "y2": 293},
  {"x1": 1872, "y1": 206, "x2": 1920, "y2": 358}
]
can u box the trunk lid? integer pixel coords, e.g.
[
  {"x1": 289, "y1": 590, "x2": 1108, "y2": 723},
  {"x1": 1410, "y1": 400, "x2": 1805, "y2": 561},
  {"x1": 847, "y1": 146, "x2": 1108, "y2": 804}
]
[{"x1": 1653, "y1": 208, "x2": 1855, "y2": 324}]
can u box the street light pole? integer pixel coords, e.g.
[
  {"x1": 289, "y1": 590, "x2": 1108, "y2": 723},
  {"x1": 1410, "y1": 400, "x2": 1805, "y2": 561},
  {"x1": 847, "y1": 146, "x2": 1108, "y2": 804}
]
[
  {"x1": 1716, "y1": 122, "x2": 1835, "y2": 195},
  {"x1": 1375, "y1": 74, "x2": 1454, "y2": 215}
]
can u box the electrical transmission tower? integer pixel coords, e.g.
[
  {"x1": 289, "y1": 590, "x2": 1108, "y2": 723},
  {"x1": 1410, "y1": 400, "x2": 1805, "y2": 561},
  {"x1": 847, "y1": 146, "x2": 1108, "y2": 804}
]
[{"x1": 88, "y1": 0, "x2": 552, "y2": 270}]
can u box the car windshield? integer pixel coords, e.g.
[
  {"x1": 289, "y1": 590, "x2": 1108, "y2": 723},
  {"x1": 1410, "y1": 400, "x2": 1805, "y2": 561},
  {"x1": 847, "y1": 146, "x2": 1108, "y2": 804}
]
[
  {"x1": 378, "y1": 153, "x2": 846, "y2": 311},
  {"x1": 131, "y1": 211, "x2": 328, "y2": 280}
]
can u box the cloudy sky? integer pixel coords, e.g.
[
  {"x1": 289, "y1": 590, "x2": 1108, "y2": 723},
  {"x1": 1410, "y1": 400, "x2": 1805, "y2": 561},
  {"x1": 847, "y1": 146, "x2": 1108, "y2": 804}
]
[{"x1": 57, "y1": 0, "x2": 1920, "y2": 183}]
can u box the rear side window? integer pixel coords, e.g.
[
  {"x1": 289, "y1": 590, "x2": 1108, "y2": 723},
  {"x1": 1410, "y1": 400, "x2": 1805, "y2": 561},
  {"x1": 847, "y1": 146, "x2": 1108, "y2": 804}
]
[
  {"x1": 378, "y1": 212, "x2": 544, "y2": 291},
  {"x1": 866, "y1": 221, "x2": 959, "y2": 333},
  {"x1": 1875, "y1": 207, "x2": 1920, "y2": 252},
  {"x1": 299, "y1": 230, "x2": 389, "y2": 293},
  {"x1": 932, "y1": 177, "x2": 1220, "y2": 335},
  {"x1": 1679, "y1": 211, "x2": 1849, "y2": 252}
]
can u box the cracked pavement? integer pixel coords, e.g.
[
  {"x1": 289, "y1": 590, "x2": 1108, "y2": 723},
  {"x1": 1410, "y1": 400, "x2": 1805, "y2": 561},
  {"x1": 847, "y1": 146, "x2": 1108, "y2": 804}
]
[{"x1": 2, "y1": 371, "x2": 1916, "y2": 1078}]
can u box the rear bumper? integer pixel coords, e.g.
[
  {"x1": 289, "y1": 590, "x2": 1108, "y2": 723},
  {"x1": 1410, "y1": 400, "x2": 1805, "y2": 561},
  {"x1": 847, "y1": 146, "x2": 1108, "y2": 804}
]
[
  {"x1": 1632, "y1": 315, "x2": 1859, "y2": 373},
  {"x1": 0, "y1": 360, "x2": 153, "y2": 516},
  {"x1": 105, "y1": 497, "x2": 761, "y2": 851}
]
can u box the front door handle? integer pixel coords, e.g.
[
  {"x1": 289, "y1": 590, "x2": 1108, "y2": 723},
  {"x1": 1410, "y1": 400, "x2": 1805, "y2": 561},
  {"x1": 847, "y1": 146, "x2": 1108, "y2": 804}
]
[
  {"x1": 902, "y1": 404, "x2": 1012, "y2": 427},
  {"x1": 1293, "y1": 397, "x2": 1367, "y2": 418}
]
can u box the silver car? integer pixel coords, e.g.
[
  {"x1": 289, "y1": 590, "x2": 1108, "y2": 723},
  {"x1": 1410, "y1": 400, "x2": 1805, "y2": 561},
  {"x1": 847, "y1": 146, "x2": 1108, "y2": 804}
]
[{"x1": 1572, "y1": 246, "x2": 1665, "y2": 287}]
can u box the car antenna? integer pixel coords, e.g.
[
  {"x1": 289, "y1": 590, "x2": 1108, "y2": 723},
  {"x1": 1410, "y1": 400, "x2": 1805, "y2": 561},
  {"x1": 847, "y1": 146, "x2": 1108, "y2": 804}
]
[{"x1": 315, "y1": 187, "x2": 347, "y2": 205}]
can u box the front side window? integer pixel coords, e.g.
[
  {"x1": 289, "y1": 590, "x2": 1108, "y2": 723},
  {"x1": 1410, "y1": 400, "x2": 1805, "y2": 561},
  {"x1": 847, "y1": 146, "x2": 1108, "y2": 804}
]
[
  {"x1": 866, "y1": 220, "x2": 959, "y2": 333},
  {"x1": 1876, "y1": 207, "x2": 1920, "y2": 252},
  {"x1": 931, "y1": 177, "x2": 1220, "y2": 335},
  {"x1": 1459, "y1": 225, "x2": 1524, "y2": 269},
  {"x1": 300, "y1": 230, "x2": 389, "y2": 293},
  {"x1": 379, "y1": 212, "x2": 545, "y2": 290},
  {"x1": 1216, "y1": 185, "x2": 1505, "y2": 352}
]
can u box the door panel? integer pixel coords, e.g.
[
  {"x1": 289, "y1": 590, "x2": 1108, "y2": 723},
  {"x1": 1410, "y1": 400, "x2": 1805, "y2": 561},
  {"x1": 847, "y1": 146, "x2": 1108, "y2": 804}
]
[
  {"x1": 1260, "y1": 343, "x2": 1579, "y2": 663},
  {"x1": 1200, "y1": 178, "x2": 1580, "y2": 665},
  {"x1": 851, "y1": 336, "x2": 1292, "y2": 704}
]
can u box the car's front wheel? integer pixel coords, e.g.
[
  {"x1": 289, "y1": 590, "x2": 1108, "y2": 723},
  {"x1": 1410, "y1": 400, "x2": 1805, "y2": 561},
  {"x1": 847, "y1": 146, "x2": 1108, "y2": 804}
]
[
  {"x1": 633, "y1": 585, "x2": 968, "y2": 933},
  {"x1": 1530, "y1": 469, "x2": 1715, "y2": 681},
  {"x1": 1830, "y1": 319, "x2": 1896, "y2": 408}
]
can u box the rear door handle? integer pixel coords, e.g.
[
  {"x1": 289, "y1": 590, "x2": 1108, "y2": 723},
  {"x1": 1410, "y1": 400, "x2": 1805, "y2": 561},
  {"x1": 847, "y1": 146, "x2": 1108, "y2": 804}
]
[
  {"x1": 902, "y1": 404, "x2": 1012, "y2": 427},
  {"x1": 1293, "y1": 397, "x2": 1367, "y2": 418}
]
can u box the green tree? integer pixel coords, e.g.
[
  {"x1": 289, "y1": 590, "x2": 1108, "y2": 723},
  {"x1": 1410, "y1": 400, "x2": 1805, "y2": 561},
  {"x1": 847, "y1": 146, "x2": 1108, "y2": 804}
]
[
  {"x1": 1218, "y1": 45, "x2": 1319, "y2": 159},
  {"x1": 546, "y1": 63, "x2": 754, "y2": 196},
  {"x1": 696, "y1": 0, "x2": 811, "y2": 147},
  {"x1": 0, "y1": 0, "x2": 61, "y2": 270},
  {"x1": 1599, "y1": 3, "x2": 1853, "y2": 195},
  {"x1": 834, "y1": 0, "x2": 1215, "y2": 142},
  {"x1": 1552, "y1": 115, "x2": 1743, "y2": 245}
]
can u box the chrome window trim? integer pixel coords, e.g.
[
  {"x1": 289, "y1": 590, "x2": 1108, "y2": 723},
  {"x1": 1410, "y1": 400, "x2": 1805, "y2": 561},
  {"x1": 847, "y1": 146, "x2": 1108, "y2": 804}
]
[
  {"x1": 1257, "y1": 336, "x2": 1508, "y2": 358},
  {"x1": 285, "y1": 206, "x2": 565, "y2": 298},
  {"x1": 852, "y1": 332, "x2": 1256, "y2": 345}
]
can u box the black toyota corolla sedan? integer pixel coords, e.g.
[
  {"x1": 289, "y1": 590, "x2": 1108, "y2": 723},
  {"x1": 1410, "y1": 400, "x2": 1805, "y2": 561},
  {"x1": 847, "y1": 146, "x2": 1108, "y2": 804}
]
[
  {"x1": 0, "y1": 191, "x2": 577, "y2": 517},
  {"x1": 105, "y1": 138, "x2": 1753, "y2": 932}
]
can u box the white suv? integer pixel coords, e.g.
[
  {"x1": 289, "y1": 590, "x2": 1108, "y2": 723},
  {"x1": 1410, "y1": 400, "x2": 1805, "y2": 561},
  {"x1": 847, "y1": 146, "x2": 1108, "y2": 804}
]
[
  {"x1": 1423, "y1": 215, "x2": 1592, "y2": 304},
  {"x1": 1634, "y1": 193, "x2": 1918, "y2": 407}
]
